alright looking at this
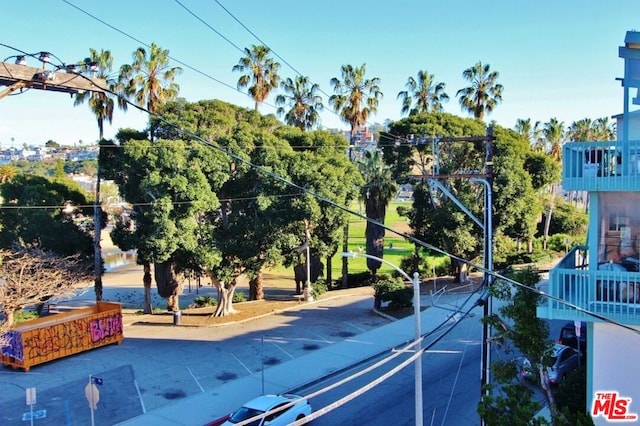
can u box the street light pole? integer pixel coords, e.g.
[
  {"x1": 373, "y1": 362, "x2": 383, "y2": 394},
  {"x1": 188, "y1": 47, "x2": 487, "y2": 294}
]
[{"x1": 341, "y1": 252, "x2": 422, "y2": 426}]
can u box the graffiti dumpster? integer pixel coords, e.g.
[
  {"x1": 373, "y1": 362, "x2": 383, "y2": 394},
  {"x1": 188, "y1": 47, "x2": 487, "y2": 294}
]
[{"x1": 1, "y1": 301, "x2": 123, "y2": 372}]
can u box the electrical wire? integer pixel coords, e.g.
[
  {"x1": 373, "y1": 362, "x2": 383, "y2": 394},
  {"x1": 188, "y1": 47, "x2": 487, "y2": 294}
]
[{"x1": 3, "y1": 41, "x2": 640, "y2": 337}]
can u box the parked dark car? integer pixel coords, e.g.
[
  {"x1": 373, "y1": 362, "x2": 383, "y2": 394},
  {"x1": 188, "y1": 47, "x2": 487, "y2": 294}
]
[
  {"x1": 520, "y1": 344, "x2": 582, "y2": 385},
  {"x1": 558, "y1": 321, "x2": 586, "y2": 355}
]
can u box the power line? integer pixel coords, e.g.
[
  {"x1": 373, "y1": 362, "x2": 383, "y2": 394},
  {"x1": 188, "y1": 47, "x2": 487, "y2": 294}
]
[{"x1": 4, "y1": 41, "x2": 638, "y2": 338}]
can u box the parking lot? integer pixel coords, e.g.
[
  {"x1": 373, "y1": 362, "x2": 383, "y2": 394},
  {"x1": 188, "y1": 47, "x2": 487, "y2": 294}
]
[{"x1": 0, "y1": 286, "x2": 387, "y2": 426}]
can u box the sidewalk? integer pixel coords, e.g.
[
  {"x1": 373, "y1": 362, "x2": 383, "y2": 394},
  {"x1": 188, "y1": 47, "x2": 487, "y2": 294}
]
[{"x1": 116, "y1": 291, "x2": 472, "y2": 426}]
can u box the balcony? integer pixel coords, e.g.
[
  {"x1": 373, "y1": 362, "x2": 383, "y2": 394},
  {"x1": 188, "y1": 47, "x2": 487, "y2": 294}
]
[
  {"x1": 537, "y1": 246, "x2": 640, "y2": 325},
  {"x1": 563, "y1": 140, "x2": 640, "y2": 191}
]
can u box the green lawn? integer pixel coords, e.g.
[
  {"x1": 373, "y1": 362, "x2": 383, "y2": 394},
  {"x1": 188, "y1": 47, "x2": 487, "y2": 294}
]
[{"x1": 269, "y1": 200, "x2": 451, "y2": 283}]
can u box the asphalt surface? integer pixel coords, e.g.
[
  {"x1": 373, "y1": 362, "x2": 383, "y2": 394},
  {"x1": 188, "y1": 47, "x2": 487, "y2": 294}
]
[{"x1": 0, "y1": 269, "x2": 394, "y2": 426}]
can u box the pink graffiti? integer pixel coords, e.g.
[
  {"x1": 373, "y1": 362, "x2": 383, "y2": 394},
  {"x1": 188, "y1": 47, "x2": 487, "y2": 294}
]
[{"x1": 90, "y1": 315, "x2": 123, "y2": 343}]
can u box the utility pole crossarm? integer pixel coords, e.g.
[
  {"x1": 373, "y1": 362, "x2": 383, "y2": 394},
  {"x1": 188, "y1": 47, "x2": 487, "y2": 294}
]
[{"x1": 0, "y1": 61, "x2": 106, "y2": 97}]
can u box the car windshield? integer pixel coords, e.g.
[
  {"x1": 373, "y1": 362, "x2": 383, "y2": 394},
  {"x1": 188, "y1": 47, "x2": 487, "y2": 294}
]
[{"x1": 229, "y1": 407, "x2": 265, "y2": 426}]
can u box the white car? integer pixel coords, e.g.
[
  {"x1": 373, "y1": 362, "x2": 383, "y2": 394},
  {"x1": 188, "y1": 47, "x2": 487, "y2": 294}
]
[{"x1": 222, "y1": 393, "x2": 312, "y2": 426}]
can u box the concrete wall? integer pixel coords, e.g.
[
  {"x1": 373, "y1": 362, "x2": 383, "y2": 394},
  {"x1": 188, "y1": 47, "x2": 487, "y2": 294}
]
[{"x1": 590, "y1": 322, "x2": 640, "y2": 424}]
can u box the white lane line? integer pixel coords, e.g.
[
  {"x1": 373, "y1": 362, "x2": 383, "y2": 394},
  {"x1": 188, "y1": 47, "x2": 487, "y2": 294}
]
[
  {"x1": 134, "y1": 379, "x2": 147, "y2": 413},
  {"x1": 312, "y1": 332, "x2": 333, "y2": 344},
  {"x1": 230, "y1": 352, "x2": 252, "y2": 374},
  {"x1": 345, "y1": 322, "x2": 366, "y2": 332},
  {"x1": 271, "y1": 342, "x2": 295, "y2": 360},
  {"x1": 186, "y1": 366, "x2": 204, "y2": 392}
]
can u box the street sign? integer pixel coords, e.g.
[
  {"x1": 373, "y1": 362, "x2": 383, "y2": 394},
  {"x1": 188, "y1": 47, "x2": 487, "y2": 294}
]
[
  {"x1": 22, "y1": 410, "x2": 46, "y2": 420},
  {"x1": 574, "y1": 320, "x2": 582, "y2": 338},
  {"x1": 25, "y1": 387, "x2": 36, "y2": 406},
  {"x1": 85, "y1": 382, "x2": 100, "y2": 410}
]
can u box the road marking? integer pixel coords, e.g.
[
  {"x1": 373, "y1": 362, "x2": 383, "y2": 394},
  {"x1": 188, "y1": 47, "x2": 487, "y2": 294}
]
[
  {"x1": 345, "y1": 322, "x2": 366, "y2": 332},
  {"x1": 272, "y1": 343, "x2": 295, "y2": 359},
  {"x1": 230, "y1": 352, "x2": 252, "y2": 374},
  {"x1": 134, "y1": 379, "x2": 146, "y2": 413},
  {"x1": 312, "y1": 332, "x2": 333, "y2": 344},
  {"x1": 187, "y1": 366, "x2": 204, "y2": 392}
]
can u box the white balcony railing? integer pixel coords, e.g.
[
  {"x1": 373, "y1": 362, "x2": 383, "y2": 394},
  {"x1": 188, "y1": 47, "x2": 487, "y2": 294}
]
[
  {"x1": 563, "y1": 140, "x2": 640, "y2": 191},
  {"x1": 539, "y1": 246, "x2": 640, "y2": 325}
]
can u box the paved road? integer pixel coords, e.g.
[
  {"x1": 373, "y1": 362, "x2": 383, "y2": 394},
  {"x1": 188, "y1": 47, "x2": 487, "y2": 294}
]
[{"x1": 0, "y1": 286, "x2": 388, "y2": 426}]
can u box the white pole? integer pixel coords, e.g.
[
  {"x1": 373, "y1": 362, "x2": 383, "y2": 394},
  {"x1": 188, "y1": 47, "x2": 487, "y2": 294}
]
[
  {"x1": 89, "y1": 375, "x2": 95, "y2": 426},
  {"x1": 413, "y1": 271, "x2": 423, "y2": 426},
  {"x1": 340, "y1": 252, "x2": 422, "y2": 426}
]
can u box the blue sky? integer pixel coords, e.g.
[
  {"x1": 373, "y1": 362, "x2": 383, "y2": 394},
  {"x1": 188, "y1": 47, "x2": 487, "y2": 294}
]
[{"x1": 1, "y1": 0, "x2": 640, "y2": 146}]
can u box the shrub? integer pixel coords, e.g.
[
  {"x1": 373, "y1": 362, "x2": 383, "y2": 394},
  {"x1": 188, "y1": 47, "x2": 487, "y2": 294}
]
[
  {"x1": 190, "y1": 295, "x2": 217, "y2": 308},
  {"x1": 311, "y1": 280, "x2": 328, "y2": 299},
  {"x1": 335, "y1": 270, "x2": 372, "y2": 288},
  {"x1": 233, "y1": 291, "x2": 246, "y2": 303},
  {"x1": 546, "y1": 233, "x2": 585, "y2": 253},
  {"x1": 373, "y1": 278, "x2": 413, "y2": 308},
  {"x1": 399, "y1": 252, "x2": 450, "y2": 278},
  {"x1": 13, "y1": 310, "x2": 39, "y2": 323}
]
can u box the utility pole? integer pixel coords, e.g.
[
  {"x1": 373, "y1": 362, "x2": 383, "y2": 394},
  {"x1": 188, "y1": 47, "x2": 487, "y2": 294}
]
[
  {"x1": 415, "y1": 127, "x2": 495, "y2": 425},
  {"x1": 0, "y1": 53, "x2": 107, "y2": 300}
]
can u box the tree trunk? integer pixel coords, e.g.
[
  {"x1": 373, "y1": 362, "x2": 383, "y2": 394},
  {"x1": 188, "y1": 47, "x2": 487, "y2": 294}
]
[
  {"x1": 341, "y1": 222, "x2": 349, "y2": 288},
  {"x1": 326, "y1": 255, "x2": 333, "y2": 286},
  {"x1": 208, "y1": 271, "x2": 244, "y2": 317},
  {"x1": 154, "y1": 260, "x2": 182, "y2": 311},
  {"x1": 5, "y1": 310, "x2": 14, "y2": 327},
  {"x1": 142, "y1": 262, "x2": 153, "y2": 314},
  {"x1": 543, "y1": 204, "x2": 553, "y2": 251},
  {"x1": 250, "y1": 268, "x2": 264, "y2": 301},
  {"x1": 93, "y1": 173, "x2": 103, "y2": 301}
]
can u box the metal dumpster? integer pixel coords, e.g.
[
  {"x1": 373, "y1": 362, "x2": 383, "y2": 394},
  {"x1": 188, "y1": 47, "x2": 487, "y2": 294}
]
[{"x1": 0, "y1": 301, "x2": 124, "y2": 371}]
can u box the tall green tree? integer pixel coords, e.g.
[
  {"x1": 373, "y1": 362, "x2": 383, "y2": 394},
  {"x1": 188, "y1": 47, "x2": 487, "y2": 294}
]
[
  {"x1": 106, "y1": 138, "x2": 225, "y2": 312},
  {"x1": 233, "y1": 44, "x2": 281, "y2": 111},
  {"x1": 276, "y1": 127, "x2": 362, "y2": 285},
  {"x1": 479, "y1": 268, "x2": 557, "y2": 424},
  {"x1": 0, "y1": 174, "x2": 94, "y2": 260},
  {"x1": 329, "y1": 64, "x2": 383, "y2": 142},
  {"x1": 357, "y1": 150, "x2": 398, "y2": 278},
  {"x1": 456, "y1": 61, "x2": 503, "y2": 120},
  {"x1": 397, "y1": 70, "x2": 449, "y2": 116},
  {"x1": 275, "y1": 76, "x2": 323, "y2": 130}
]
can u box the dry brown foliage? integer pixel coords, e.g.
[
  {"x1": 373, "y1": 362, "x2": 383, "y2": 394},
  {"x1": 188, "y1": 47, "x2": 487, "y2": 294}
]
[{"x1": 0, "y1": 247, "x2": 93, "y2": 343}]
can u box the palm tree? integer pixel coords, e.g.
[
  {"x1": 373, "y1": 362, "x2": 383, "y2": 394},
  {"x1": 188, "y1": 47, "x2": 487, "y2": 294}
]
[
  {"x1": 567, "y1": 118, "x2": 593, "y2": 141},
  {"x1": 73, "y1": 48, "x2": 127, "y2": 303},
  {"x1": 591, "y1": 117, "x2": 616, "y2": 141},
  {"x1": 397, "y1": 70, "x2": 449, "y2": 116},
  {"x1": 515, "y1": 118, "x2": 532, "y2": 139},
  {"x1": 456, "y1": 61, "x2": 503, "y2": 120},
  {"x1": 329, "y1": 64, "x2": 382, "y2": 143},
  {"x1": 73, "y1": 49, "x2": 121, "y2": 140},
  {"x1": 119, "y1": 43, "x2": 181, "y2": 308},
  {"x1": 542, "y1": 117, "x2": 565, "y2": 250},
  {"x1": 515, "y1": 118, "x2": 545, "y2": 151},
  {"x1": 330, "y1": 64, "x2": 382, "y2": 287},
  {"x1": 275, "y1": 76, "x2": 323, "y2": 130},
  {"x1": 233, "y1": 45, "x2": 280, "y2": 111},
  {"x1": 544, "y1": 118, "x2": 565, "y2": 162},
  {"x1": 357, "y1": 149, "x2": 398, "y2": 279},
  {"x1": 0, "y1": 165, "x2": 17, "y2": 183},
  {"x1": 121, "y1": 43, "x2": 182, "y2": 115}
]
